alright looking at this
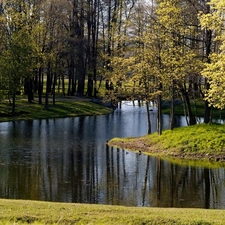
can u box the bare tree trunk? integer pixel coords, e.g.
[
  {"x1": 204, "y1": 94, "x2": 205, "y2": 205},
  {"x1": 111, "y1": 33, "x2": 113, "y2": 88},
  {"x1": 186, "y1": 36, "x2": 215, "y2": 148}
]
[
  {"x1": 38, "y1": 67, "x2": 43, "y2": 104},
  {"x1": 62, "y1": 73, "x2": 65, "y2": 96},
  {"x1": 204, "y1": 79, "x2": 212, "y2": 124},
  {"x1": 157, "y1": 85, "x2": 162, "y2": 135},
  {"x1": 203, "y1": 6, "x2": 212, "y2": 124},
  {"x1": 75, "y1": 0, "x2": 85, "y2": 96},
  {"x1": 45, "y1": 62, "x2": 51, "y2": 110},
  {"x1": 170, "y1": 80, "x2": 174, "y2": 130},
  {"x1": 146, "y1": 101, "x2": 151, "y2": 134},
  {"x1": 180, "y1": 88, "x2": 196, "y2": 125},
  {"x1": 12, "y1": 93, "x2": 16, "y2": 116},
  {"x1": 52, "y1": 72, "x2": 57, "y2": 105}
]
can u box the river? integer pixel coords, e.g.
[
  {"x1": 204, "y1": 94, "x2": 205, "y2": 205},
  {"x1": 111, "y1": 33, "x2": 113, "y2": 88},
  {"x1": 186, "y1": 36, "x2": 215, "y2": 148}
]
[{"x1": 0, "y1": 101, "x2": 225, "y2": 209}]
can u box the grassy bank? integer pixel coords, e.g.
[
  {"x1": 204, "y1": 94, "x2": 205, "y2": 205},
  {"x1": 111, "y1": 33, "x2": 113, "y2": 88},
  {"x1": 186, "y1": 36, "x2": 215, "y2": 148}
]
[
  {"x1": 0, "y1": 199, "x2": 225, "y2": 224},
  {"x1": 0, "y1": 98, "x2": 112, "y2": 122},
  {"x1": 108, "y1": 123, "x2": 225, "y2": 163}
]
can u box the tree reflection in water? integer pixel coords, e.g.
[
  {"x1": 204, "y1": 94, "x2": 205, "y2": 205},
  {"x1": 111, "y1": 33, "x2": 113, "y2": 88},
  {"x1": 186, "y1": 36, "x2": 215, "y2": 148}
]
[{"x1": 0, "y1": 102, "x2": 225, "y2": 208}]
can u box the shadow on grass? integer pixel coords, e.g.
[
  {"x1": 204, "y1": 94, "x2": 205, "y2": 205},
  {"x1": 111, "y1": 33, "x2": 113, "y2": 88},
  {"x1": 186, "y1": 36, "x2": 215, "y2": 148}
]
[{"x1": 0, "y1": 99, "x2": 111, "y2": 122}]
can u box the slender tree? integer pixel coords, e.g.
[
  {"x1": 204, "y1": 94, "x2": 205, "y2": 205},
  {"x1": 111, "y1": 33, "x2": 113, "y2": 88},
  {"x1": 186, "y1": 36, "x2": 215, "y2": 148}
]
[{"x1": 0, "y1": 0, "x2": 37, "y2": 113}]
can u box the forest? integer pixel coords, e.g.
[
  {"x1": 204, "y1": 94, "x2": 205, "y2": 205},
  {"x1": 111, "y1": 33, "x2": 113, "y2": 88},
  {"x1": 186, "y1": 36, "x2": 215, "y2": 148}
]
[{"x1": 0, "y1": 0, "x2": 225, "y2": 131}]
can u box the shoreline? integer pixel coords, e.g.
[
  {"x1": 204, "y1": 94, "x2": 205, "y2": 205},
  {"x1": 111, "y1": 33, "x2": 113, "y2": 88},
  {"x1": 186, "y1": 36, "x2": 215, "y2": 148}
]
[
  {"x1": 107, "y1": 138, "x2": 225, "y2": 162},
  {"x1": 107, "y1": 124, "x2": 225, "y2": 164}
]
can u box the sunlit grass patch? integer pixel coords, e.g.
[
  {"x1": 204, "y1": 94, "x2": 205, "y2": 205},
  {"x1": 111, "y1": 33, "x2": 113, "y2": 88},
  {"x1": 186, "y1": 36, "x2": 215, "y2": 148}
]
[
  {"x1": 0, "y1": 98, "x2": 112, "y2": 122},
  {"x1": 149, "y1": 124, "x2": 225, "y2": 154},
  {"x1": 0, "y1": 199, "x2": 225, "y2": 224}
]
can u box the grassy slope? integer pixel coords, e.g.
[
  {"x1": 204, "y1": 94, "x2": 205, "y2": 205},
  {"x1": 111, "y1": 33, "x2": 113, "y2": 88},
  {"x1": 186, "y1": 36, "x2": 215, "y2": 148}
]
[
  {"x1": 0, "y1": 98, "x2": 112, "y2": 122},
  {"x1": 0, "y1": 199, "x2": 225, "y2": 225}
]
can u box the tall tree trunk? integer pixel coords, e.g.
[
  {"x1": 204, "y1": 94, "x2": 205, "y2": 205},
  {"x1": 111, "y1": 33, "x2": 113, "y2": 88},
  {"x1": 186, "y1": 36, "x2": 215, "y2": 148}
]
[
  {"x1": 92, "y1": 0, "x2": 99, "y2": 97},
  {"x1": 45, "y1": 62, "x2": 51, "y2": 110},
  {"x1": 67, "y1": 60, "x2": 71, "y2": 96},
  {"x1": 52, "y1": 72, "x2": 57, "y2": 105},
  {"x1": 86, "y1": 0, "x2": 92, "y2": 97},
  {"x1": 180, "y1": 88, "x2": 196, "y2": 125},
  {"x1": 62, "y1": 73, "x2": 65, "y2": 96},
  {"x1": 146, "y1": 101, "x2": 151, "y2": 134},
  {"x1": 203, "y1": 7, "x2": 212, "y2": 124},
  {"x1": 25, "y1": 78, "x2": 34, "y2": 103},
  {"x1": 12, "y1": 93, "x2": 16, "y2": 116},
  {"x1": 71, "y1": 61, "x2": 76, "y2": 96},
  {"x1": 170, "y1": 80, "x2": 174, "y2": 130},
  {"x1": 38, "y1": 67, "x2": 43, "y2": 104},
  {"x1": 77, "y1": 60, "x2": 85, "y2": 96},
  {"x1": 157, "y1": 94, "x2": 162, "y2": 135},
  {"x1": 204, "y1": 100, "x2": 212, "y2": 124},
  {"x1": 75, "y1": 0, "x2": 85, "y2": 96},
  {"x1": 157, "y1": 82, "x2": 162, "y2": 135}
]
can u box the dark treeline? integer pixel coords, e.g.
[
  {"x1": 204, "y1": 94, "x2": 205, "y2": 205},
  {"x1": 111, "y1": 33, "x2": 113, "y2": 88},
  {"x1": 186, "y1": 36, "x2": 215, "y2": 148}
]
[
  {"x1": 0, "y1": 0, "x2": 223, "y2": 132},
  {"x1": 0, "y1": 0, "x2": 133, "y2": 110}
]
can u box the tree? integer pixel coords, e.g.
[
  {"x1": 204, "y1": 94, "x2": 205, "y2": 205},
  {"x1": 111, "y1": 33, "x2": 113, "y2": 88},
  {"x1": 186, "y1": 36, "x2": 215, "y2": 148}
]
[
  {"x1": 0, "y1": 0, "x2": 37, "y2": 113},
  {"x1": 156, "y1": 0, "x2": 202, "y2": 127},
  {"x1": 103, "y1": 1, "x2": 161, "y2": 134},
  {"x1": 200, "y1": 0, "x2": 225, "y2": 110}
]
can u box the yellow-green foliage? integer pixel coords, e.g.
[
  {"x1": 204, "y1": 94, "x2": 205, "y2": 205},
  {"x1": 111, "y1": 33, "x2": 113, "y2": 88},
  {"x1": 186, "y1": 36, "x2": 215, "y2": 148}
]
[
  {"x1": 199, "y1": 0, "x2": 225, "y2": 110},
  {"x1": 0, "y1": 199, "x2": 225, "y2": 224}
]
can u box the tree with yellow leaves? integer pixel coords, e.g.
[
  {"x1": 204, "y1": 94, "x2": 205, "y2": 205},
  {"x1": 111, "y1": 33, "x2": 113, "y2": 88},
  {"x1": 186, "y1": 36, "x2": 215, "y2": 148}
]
[
  {"x1": 154, "y1": 0, "x2": 201, "y2": 127},
  {"x1": 105, "y1": 0, "x2": 202, "y2": 133},
  {"x1": 200, "y1": 0, "x2": 225, "y2": 110}
]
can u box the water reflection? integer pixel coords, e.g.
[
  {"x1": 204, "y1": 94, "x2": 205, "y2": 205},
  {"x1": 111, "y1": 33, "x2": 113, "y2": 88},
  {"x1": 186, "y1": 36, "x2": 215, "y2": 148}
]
[
  {"x1": 103, "y1": 146, "x2": 225, "y2": 208},
  {"x1": 0, "y1": 101, "x2": 225, "y2": 208}
]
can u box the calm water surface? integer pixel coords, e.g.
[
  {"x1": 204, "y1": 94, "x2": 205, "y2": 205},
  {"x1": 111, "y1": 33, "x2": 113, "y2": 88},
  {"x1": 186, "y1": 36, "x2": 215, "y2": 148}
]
[{"x1": 0, "y1": 101, "x2": 225, "y2": 209}]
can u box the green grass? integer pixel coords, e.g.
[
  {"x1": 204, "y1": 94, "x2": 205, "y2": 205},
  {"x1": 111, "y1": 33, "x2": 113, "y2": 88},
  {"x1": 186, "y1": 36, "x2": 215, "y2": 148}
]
[
  {"x1": 0, "y1": 98, "x2": 112, "y2": 122},
  {"x1": 149, "y1": 123, "x2": 225, "y2": 154},
  {"x1": 0, "y1": 199, "x2": 224, "y2": 224}
]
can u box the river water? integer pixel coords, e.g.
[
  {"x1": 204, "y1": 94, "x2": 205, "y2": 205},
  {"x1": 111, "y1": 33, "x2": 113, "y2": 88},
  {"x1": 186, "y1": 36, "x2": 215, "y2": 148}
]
[{"x1": 0, "y1": 101, "x2": 225, "y2": 209}]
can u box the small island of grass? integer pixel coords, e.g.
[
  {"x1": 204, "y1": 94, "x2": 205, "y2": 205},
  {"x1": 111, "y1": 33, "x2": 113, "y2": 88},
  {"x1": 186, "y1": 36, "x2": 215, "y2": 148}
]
[{"x1": 108, "y1": 123, "x2": 225, "y2": 163}]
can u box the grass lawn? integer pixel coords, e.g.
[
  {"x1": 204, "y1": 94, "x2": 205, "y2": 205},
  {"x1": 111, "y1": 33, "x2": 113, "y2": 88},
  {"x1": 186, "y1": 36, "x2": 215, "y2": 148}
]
[
  {"x1": 0, "y1": 199, "x2": 225, "y2": 224},
  {"x1": 0, "y1": 97, "x2": 112, "y2": 122}
]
